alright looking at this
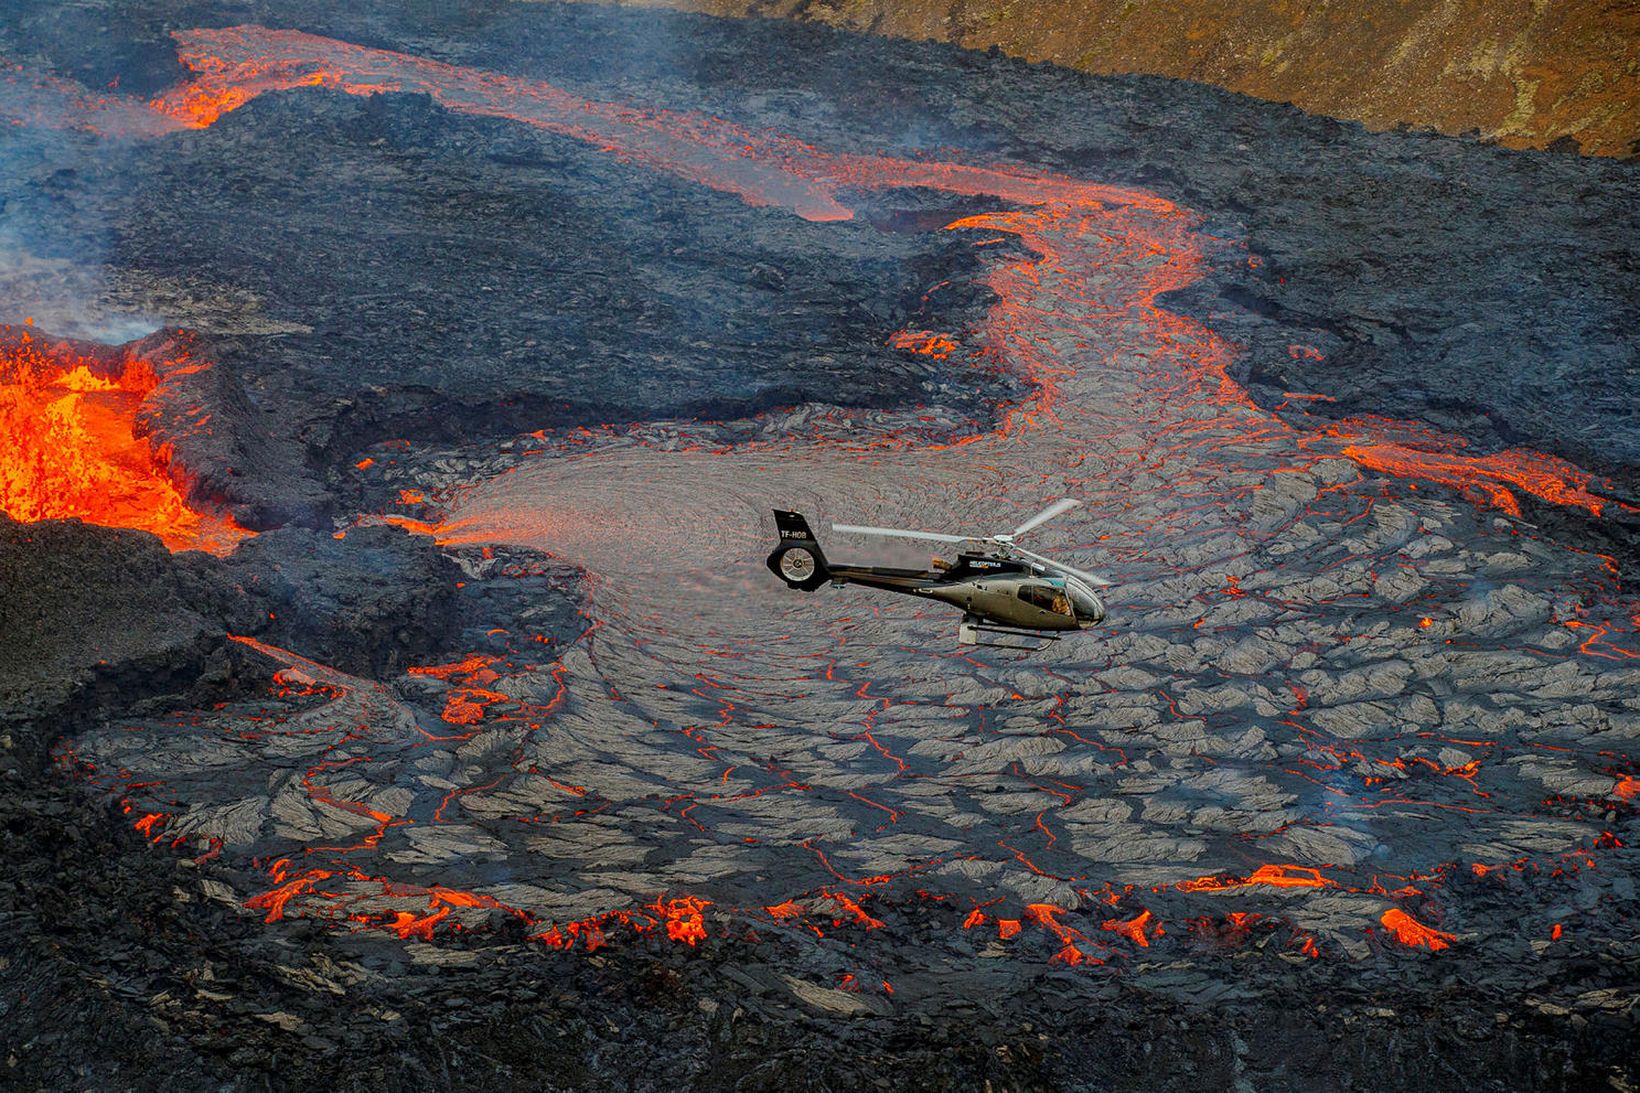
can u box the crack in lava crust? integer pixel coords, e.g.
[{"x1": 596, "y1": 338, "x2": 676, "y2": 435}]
[{"x1": 63, "y1": 28, "x2": 1640, "y2": 975}]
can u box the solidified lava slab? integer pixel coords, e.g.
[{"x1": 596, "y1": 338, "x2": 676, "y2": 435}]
[{"x1": 1, "y1": 3, "x2": 1637, "y2": 1090}]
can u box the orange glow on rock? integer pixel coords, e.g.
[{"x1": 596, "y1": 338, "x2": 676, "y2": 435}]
[
  {"x1": 437, "y1": 686, "x2": 509, "y2": 725},
  {"x1": 162, "y1": 25, "x2": 1635, "y2": 532},
  {"x1": 45, "y1": 24, "x2": 1636, "y2": 974},
  {"x1": 1026, "y1": 903, "x2": 1097, "y2": 964},
  {"x1": 408, "y1": 654, "x2": 502, "y2": 683},
  {"x1": 429, "y1": 888, "x2": 497, "y2": 909},
  {"x1": 1050, "y1": 944, "x2": 1087, "y2": 966},
  {"x1": 389, "y1": 907, "x2": 451, "y2": 941},
  {"x1": 437, "y1": 695, "x2": 488, "y2": 724},
  {"x1": 657, "y1": 895, "x2": 710, "y2": 945},
  {"x1": 0, "y1": 329, "x2": 248, "y2": 553},
  {"x1": 1319, "y1": 417, "x2": 1630, "y2": 519},
  {"x1": 1379, "y1": 908, "x2": 1455, "y2": 951},
  {"x1": 151, "y1": 26, "x2": 856, "y2": 221},
  {"x1": 823, "y1": 889, "x2": 885, "y2": 930},
  {"x1": 2, "y1": 60, "x2": 185, "y2": 137},
  {"x1": 530, "y1": 893, "x2": 711, "y2": 951},
  {"x1": 888, "y1": 329, "x2": 959, "y2": 359},
  {"x1": 1101, "y1": 909, "x2": 1161, "y2": 947},
  {"x1": 1175, "y1": 863, "x2": 1331, "y2": 892},
  {"x1": 245, "y1": 869, "x2": 331, "y2": 923}
]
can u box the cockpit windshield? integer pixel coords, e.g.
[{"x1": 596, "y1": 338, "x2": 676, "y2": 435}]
[{"x1": 1064, "y1": 578, "x2": 1105, "y2": 624}]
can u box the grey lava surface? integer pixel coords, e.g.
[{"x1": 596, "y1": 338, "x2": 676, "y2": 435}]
[{"x1": 1, "y1": 2, "x2": 1637, "y2": 1091}]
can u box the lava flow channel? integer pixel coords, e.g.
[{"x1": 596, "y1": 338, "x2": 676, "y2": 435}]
[
  {"x1": 141, "y1": 24, "x2": 1632, "y2": 522},
  {"x1": 62, "y1": 27, "x2": 1640, "y2": 972},
  {"x1": 0, "y1": 325, "x2": 247, "y2": 553}
]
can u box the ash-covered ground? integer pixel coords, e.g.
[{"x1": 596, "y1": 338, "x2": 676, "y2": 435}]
[{"x1": 2, "y1": 3, "x2": 1638, "y2": 1090}]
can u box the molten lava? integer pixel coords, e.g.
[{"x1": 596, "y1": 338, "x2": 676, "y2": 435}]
[
  {"x1": 1379, "y1": 908, "x2": 1456, "y2": 951},
  {"x1": 888, "y1": 330, "x2": 959, "y2": 359},
  {"x1": 150, "y1": 26, "x2": 853, "y2": 222},
  {"x1": 40, "y1": 24, "x2": 1638, "y2": 975},
  {"x1": 1318, "y1": 417, "x2": 1630, "y2": 519},
  {"x1": 1101, "y1": 909, "x2": 1163, "y2": 947},
  {"x1": 1174, "y1": 863, "x2": 1332, "y2": 892},
  {"x1": 0, "y1": 328, "x2": 248, "y2": 553},
  {"x1": 141, "y1": 25, "x2": 1633, "y2": 519}
]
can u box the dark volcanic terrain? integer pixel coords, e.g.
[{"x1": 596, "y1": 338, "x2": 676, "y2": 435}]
[{"x1": 1, "y1": 3, "x2": 1637, "y2": 1090}]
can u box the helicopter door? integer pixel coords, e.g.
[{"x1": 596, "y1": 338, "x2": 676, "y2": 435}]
[{"x1": 1018, "y1": 582, "x2": 1072, "y2": 617}]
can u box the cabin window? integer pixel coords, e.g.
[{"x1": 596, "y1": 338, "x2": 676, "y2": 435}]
[{"x1": 1018, "y1": 584, "x2": 1071, "y2": 615}]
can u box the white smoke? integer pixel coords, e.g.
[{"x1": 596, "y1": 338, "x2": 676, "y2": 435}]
[{"x1": 0, "y1": 66, "x2": 168, "y2": 344}]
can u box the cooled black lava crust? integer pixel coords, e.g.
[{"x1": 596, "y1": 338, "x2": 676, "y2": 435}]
[{"x1": 1, "y1": 2, "x2": 1637, "y2": 1090}]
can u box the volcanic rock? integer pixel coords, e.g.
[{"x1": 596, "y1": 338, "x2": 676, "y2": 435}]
[
  {"x1": 0, "y1": 3, "x2": 1636, "y2": 1091},
  {"x1": 0, "y1": 515, "x2": 246, "y2": 758}
]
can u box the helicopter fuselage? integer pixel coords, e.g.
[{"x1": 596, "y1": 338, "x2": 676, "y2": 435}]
[{"x1": 823, "y1": 554, "x2": 1100, "y2": 633}]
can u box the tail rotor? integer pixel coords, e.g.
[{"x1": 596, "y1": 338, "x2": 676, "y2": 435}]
[{"x1": 766, "y1": 510, "x2": 831, "y2": 591}]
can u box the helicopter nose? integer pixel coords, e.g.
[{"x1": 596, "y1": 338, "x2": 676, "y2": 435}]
[{"x1": 1066, "y1": 579, "x2": 1105, "y2": 626}]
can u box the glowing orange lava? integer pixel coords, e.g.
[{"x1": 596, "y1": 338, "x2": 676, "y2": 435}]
[
  {"x1": 246, "y1": 869, "x2": 330, "y2": 923},
  {"x1": 1027, "y1": 902, "x2": 1100, "y2": 963},
  {"x1": 1101, "y1": 909, "x2": 1162, "y2": 947},
  {"x1": 150, "y1": 26, "x2": 853, "y2": 221},
  {"x1": 37, "y1": 24, "x2": 1635, "y2": 970},
  {"x1": 389, "y1": 907, "x2": 451, "y2": 941},
  {"x1": 0, "y1": 328, "x2": 248, "y2": 553},
  {"x1": 1379, "y1": 908, "x2": 1456, "y2": 951},
  {"x1": 660, "y1": 895, "x2": 710, "y2": 945},
  {"x1": 531, "y1": 895, "x2": 713, "y2": 950},
  {"x1": 144, "y1": 25, "x2": 1634, "y2": 523},
  {"x1": 1323, "y1": 418, "x2": 1626, "y2": 518},
  {"x1": 1175, "y1": 863, "x2": 1332, "y2": 892},
  {"x1": 888, "y1": 329, "x2": 959, "y2": 359}
]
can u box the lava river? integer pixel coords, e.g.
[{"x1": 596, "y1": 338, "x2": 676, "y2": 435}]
[{"x1": 61, "y1": 27, "x2": 1640, "y2": 977}]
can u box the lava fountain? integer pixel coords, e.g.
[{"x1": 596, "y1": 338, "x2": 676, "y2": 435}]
[{"x1": 0, "y1": 326, "x2": 248, "y2": 553}]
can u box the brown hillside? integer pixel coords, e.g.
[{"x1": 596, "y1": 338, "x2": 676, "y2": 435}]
[{"x1": 592, "y1": 0, "x2": 1640, "y2": 156}]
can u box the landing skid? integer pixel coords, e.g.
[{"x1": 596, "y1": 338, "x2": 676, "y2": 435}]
[{"x1": 958, "y1": 617, "x2": 1061, "y2": 651}]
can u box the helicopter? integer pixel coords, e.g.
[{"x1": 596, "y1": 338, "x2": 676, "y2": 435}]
[{"x1": 765, "y1": 499, "x2": 1109, "y2": 647}]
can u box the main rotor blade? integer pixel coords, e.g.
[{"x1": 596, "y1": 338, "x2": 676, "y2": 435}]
[
  {"x1": 1012, "y1": 544, "x2": 1112, "y2": 587},
  {"x1": 831, "y1": 523, "x2": 970, "y2": 544},
  {"x1": 1010, "y1": 498, "x2": 1082, "y2": 538}
]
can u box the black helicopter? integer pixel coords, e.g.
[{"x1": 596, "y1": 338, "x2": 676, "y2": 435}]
[{"x1": 766, "y1": 499, "x2": 1108, "y2": 646}]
